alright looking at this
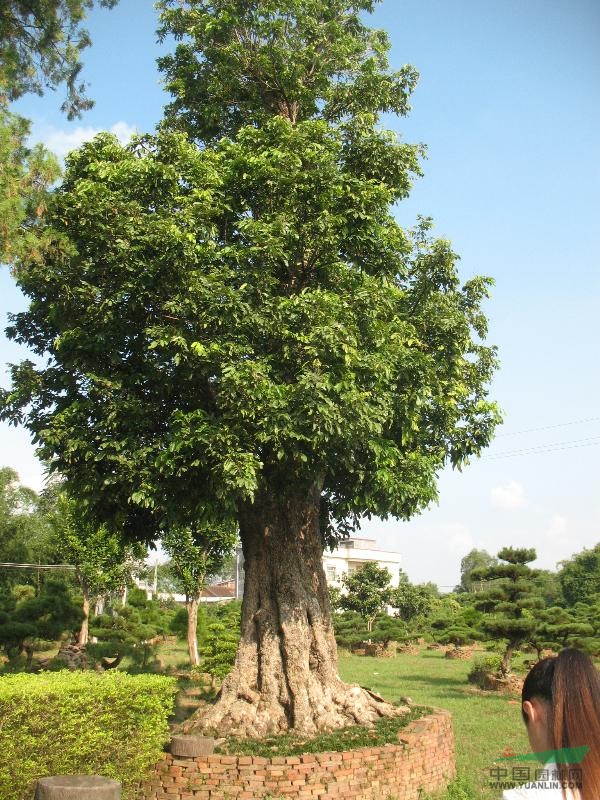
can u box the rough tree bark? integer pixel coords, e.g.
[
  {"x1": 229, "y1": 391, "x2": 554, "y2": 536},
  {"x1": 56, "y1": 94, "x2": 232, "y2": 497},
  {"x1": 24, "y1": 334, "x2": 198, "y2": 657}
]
[
  {"x1": 184, "y1": 484, "x2": 405, "y2": 738},
  {"x1": 187, "y1": 596, "x2": 200, "y2": 667}
]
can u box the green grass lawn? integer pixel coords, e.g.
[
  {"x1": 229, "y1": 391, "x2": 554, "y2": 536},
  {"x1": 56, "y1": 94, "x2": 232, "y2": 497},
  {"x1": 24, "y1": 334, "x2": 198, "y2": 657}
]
[{"x1": 338, "y1": 649, "x2": 529, "y2": 799}]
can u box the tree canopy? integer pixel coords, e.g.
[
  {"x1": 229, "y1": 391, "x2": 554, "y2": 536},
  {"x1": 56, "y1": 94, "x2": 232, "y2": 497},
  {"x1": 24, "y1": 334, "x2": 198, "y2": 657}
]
[
  {"x1": 157, "y1": 0, "x2": 419, "y2": 142},
  {"x1": 558, "y1": 544, "x2": 600, "y2": 607},
  {"x1": 458, "y1": 548, "x2": 498, "y2": 593},
  {"x1": 1, "y1": 122, "x2": 500, "y2": 542},
  {"x1": 339, "y1": 562, "x2": 392, "y2": 631},
  {"x1": 0, "y1": 0, "x2": 119, "y2": 118}
]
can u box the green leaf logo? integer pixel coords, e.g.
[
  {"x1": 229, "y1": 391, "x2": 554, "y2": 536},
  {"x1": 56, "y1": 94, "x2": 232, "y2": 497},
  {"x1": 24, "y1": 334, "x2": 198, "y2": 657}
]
[{"x1": 500, "y1": 746, "x2": 589, "y2": 764}]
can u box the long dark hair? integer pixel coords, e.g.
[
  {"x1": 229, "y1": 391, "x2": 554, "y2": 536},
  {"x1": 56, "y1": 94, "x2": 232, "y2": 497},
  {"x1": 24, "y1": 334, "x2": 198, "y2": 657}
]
[{"x1": 522, "y1": 648, "x2": 600, "y2": 799}]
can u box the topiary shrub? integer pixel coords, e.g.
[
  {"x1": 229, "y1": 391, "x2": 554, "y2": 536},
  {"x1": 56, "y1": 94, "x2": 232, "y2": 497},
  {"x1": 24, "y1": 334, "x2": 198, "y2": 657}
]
[
  {"x1": 0, "y1": 579, "x2": 82, "y2": 669},
  {"x1": 200, "y1": 601, "x2": 241, "y2": 683},
  {"x1": 332, "y1": 610, "x2": 369, "y2": 649},
  {"x1": 467, "y1": 654, "x2": 502, "y2": 689},
  {"x1": 88, "y1": 604, "x2": 162, "y2": 670},
  {"x1": 0, "y1": 670, "x2": 177, "y2": 800}
]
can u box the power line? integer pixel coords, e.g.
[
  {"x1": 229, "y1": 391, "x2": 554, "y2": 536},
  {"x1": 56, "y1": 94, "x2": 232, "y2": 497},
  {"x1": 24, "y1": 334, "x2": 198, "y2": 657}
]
[
  {"x1": 496, "y1": 416, "x2": 600, "y2": 438},
  {"x1": 483, "y1": 435, "x2": 600, "y2": 461}
]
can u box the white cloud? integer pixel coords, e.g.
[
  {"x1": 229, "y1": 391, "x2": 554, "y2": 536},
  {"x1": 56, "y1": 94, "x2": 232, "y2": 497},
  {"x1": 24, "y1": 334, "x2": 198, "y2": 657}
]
[
  {"x1": 545, "y1": 513, "x2": 568, "y2": 540},
  {"x1": 31, "y1": 121, "x2": 138, "y2": 160},
  {"x1": 445, "y1": 523, "x2": 475, "y2": 555},
  {"x1": 490, "y1": 480, "x2": 527, "y2": 509},
  {"x1": 530, "y1": 513, "x2": 575, "y2": 571}
]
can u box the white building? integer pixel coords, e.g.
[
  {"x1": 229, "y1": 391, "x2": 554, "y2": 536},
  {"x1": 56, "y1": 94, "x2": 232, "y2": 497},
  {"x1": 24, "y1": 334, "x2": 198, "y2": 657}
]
[
  {"x1": 322, "y1": 537, "x2": 402, "y2": 588},
  {"x1": 141, "y1": 536, "x2": 402, "y2": 604}
]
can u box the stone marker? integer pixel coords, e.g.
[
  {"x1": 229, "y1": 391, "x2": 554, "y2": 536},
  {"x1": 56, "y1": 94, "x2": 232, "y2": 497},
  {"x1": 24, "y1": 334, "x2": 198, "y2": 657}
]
[
  {"x1": 170, "y1": 735, "x2": 215, "y2": 757},
  {"x1": 35, "y1": 775, "x2": 120, "y2": 800}
]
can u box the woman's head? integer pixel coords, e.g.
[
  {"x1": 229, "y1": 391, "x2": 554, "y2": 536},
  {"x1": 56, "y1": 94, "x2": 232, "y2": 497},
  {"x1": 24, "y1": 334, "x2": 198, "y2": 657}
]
[{"x1": 521, "y1": 648, "x2": 600, "y2": 799}]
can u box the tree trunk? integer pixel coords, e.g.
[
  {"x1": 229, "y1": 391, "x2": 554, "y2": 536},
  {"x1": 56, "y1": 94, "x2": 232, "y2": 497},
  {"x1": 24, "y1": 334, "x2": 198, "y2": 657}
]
[
  {"x1": 183, "y1": 484, "x2": 405, "y2": 738},
  {"x1": 78, "y1": 591, "x2": 90, "y2": 646},
  {"x1": 535, "y1": 645, "x2": 543, "y2": 661},
  {"x1": 187, "y1": 596, "x2": 200, "y2": 666},
  {"x1": 501, "y1": 643, "x2": 515, "y2": 675},
  {"x1": 101, "y1": 653, "x2": 124, "y2": 670},
  {"x1": 24, "y1": 642, "x2": 35, "y2": 671}
]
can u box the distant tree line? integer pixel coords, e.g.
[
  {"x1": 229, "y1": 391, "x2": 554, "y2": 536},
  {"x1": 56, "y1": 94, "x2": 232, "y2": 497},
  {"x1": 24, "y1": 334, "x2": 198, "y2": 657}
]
[{"x1": 329, "y1": 544, "x2": 600, "y2": 675}]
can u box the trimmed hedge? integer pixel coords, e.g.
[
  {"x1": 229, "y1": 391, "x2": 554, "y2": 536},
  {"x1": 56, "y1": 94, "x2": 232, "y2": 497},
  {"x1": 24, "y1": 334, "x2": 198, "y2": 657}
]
[{"x1": 0, "y1": 670, "x2": 177, "y2": 800}]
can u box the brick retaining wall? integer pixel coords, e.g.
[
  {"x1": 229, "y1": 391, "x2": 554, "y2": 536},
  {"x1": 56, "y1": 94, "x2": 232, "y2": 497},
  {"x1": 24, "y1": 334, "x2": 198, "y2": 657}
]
[{"x1": 138, "y1": 708, "x2": 456, "y2": 800}]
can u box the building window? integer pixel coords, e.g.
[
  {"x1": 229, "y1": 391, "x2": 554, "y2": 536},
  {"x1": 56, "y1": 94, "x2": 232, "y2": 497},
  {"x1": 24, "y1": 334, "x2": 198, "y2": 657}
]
[
  {"x1": 326, "y1": 566, "x2": 337, "y2": 582},
  {"x1": 347, "y1": 562, "x2": 367, "y2": 576}
]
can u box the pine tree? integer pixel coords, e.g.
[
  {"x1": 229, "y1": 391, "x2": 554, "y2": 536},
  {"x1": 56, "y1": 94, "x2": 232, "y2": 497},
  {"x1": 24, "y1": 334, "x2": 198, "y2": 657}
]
[
  {"x1": 88, "y1": 604, "x2": 159, "y2": 670},
  {"x1": 0, "y1": 579, "x2": 82, "y2": 668},
  {"x1": 472, "y1": 547, "x2": 543, "y2": 675},
  {"x1": 430, "y1": 606, "x2": 482, "y2": 651},
  {"x1": 200, "y1": 602, "x2": 241, "y2": 686},
  {"x1": 539, "y1": 606, "x2": 595, "y2": 655}
]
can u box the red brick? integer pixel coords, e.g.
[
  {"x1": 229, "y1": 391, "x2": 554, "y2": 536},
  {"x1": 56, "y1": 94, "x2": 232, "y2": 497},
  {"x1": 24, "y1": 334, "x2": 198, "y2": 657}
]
[{"x1": 137, "y1": 709, "x2": 456, "y2": 800}]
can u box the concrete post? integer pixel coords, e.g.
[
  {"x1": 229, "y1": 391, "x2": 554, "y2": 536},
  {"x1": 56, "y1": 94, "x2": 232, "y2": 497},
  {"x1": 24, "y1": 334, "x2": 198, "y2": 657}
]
[
  {"x1": 170, "y1": 735, "x2": 215, "y2": 757},
  {"x1": 35, "y1": 775, "x2": 121, "y2": 799}
]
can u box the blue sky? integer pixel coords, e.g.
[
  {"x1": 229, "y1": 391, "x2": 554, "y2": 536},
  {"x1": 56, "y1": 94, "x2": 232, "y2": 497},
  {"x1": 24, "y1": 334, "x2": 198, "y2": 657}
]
[{"x1": 1, "y1": 0, "x2": 599, "y2": 588}]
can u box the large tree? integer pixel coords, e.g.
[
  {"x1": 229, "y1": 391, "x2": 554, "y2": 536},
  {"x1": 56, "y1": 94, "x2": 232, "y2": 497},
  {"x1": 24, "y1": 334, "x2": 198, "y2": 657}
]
[{"x1": 1, "y1": 0, "x2": 500, "y2": 736}]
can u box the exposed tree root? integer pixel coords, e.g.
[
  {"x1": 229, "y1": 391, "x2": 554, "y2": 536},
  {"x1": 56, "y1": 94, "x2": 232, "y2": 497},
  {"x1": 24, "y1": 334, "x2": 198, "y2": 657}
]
[{"x1": 180, "y1": 486, "x2": 408, "y2": 739}]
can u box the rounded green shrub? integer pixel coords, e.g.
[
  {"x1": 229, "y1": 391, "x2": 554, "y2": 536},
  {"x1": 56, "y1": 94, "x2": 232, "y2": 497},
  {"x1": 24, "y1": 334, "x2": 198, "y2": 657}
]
[{"x1": 467, "y1": 654, "x2": 502, "y2": 689}]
